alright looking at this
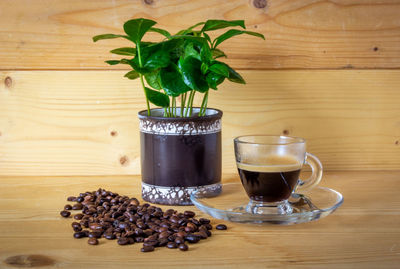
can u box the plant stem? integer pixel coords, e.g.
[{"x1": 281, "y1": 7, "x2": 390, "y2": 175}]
[
  {"x1": 137, "y1": 44, "x2": 151, "y2": 116},
  {"x1": 185, "y1": 91, "x2": 192, "y2": 117},
  {"x1": 139, "y1": 75, "x2": 151, "y2": 116},
  {"x1": 199, "y1": 91, "x2": 209, "y2": 116},
  {"x1": 172, "y1": 97, "x2": 176, "y2": 117},
  {"x1": 189, "y1": 90, "x2": 196, "y2": 117},
  {"x1": 181, "y1": 93, "x2": 186, "y2": 117}
]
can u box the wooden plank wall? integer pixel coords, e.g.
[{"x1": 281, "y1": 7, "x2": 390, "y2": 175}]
[{"x1": 0, "y1": 0, "x2": 400, "y2": 175}]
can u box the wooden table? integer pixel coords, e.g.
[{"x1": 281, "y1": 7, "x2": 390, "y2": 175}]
[{"x1": 1, "y1": 171, "x2": 399, "y2": 268}]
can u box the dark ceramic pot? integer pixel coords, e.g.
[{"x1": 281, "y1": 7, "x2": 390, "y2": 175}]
[{"x1": 138, "y1": 108, "x2": 222, "y2": 205}]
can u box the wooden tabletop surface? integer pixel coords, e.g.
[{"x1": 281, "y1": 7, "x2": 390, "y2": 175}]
[{"x1": 1, "y1": 171, "x2": 399, "y2": 269}]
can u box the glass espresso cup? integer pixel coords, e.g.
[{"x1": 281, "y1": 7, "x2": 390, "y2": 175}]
[{"x1": 234, "y1": 135, "x2": 323, "y2": 214}]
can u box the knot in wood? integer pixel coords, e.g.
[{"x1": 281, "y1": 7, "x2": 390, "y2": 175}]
[
  {"x1": 120, "y1": 156, "x2": 129, "y2": 166},
  {"x1": 4, "y1": 76, "x2": 12, "y2": 88},
  {"x1": 4, "y1": 255, "x2": 55, "y2": 267},
  {"x1": 253, "y1": 0, "x2": 267, "y2": 9}
]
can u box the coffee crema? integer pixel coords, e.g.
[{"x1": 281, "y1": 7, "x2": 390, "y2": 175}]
[{"x1": 237, "y1": 155, "x2": 302, "y2": 202}]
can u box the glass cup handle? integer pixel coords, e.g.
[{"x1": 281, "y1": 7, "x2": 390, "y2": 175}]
[{"x1": 296, "y1": 153, "x2": 323, "y2": 191}]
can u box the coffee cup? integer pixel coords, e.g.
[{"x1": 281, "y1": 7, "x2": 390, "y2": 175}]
[{"x1": 234, "y1": 135, "x2": 323, "y2": 214}]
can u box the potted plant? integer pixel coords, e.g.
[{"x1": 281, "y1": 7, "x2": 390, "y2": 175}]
[{"x1": 93, "y1": 18, "x2": 264, "y2": 205}]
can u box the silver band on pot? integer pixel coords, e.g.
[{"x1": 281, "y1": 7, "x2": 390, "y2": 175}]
[{"x1": 141, "y1": 182, "x2": 222, "y2": 205}]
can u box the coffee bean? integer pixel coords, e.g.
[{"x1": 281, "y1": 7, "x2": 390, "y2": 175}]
[
  {"x1": 184, "y1": 211, "x2": 195, "y2": 218},
  {"x1": 74, "y1": 213, "x2": 84, "y2": 220},
  {"x1": 60, "y1": 210, "x2": 71, "y2": 218},
  {"x1": 166, "y1": 242, "x2": 177, "y2": 249},
  {"x1": 178, "y1": 243, "x2": 189, "y2": 251},
  {"x1": 175, "y1": 237, "x2": 184, "y2": 244},
  {"x1": 88, "y1": 231, "x2": 102, "y2": 238},
  {"x1": 72, "y1": 203, "x2": 83, "y2": 210},
  {"x1": 143, "y1": 240, "x2": 158, "y2": 247},
  {"x1": 104, "y1": 233, "x2": 115, "y2": 240},
  {"x1": 187, "y1": 222, "x2": 197, "y2": 231},
  {"x1": 67, "y1": 196, "x2": 77, "y2": 202},
  {"x1": 88, "y1": 238, "x2": 98, "y2": 245},
  {"x1": 145, "y1": 234, "x2": 158, "y2": 242},
  {"x1": 167, "y1": 235, "x2": 175, "y2": 242},
  {"x1": 141, "y1": 246, "x2": 155, "y2": 252},
  {"x1": 185, "y1": 234, "x2": 200, "y2": 244},
  {"x1": 89, "y1": 223, "x2": 103, "y2": 230},
  {"x1": 62, "y1": 188, "x2": 219, "y2": 252},
  {"x1": 73, "y1": 226, "x2": 82, "y2": 232},
  {"x1": 170, "y1": 216, "x2": 179, "y2": 223},
  {"x1": 199, "y1": 218, "x2": 210, "y2": 224},
  {"x1": 80, "y1": 220, "x2": 89, "y2": 228},
  {"x1": 191, "y1": 218, "x2": 200, "y2": 226},
  {"x1": 176, "y1": 231, "x2": 186, "y2": 238},
  {"x1": 73, "y1": 232, "x2": 86, "y2": 239},
  {"x1": 216, "y1": 224, "x2": 227, "y2": 230},
  {"x1": 198, "y1": 231, "x2": 208, "y2": 239},
  {"x1": 204, "y1": 224, "x2": 213, "y2": 230},
  {"x1": 135, "y1": 237, "x2": 144, "y2": 243},
  {"x1": 117, "y1": 237, "x2": 129, "y2": 245},
  {"x1": 184, "y1": 226, "x2": 194, "y2": 233},
  {"x1": 158, "y1": 231, "x2": 170, "y2": 239},
  {"x1": 158, "y1": 238, "x2": 169, "y2": 247}
]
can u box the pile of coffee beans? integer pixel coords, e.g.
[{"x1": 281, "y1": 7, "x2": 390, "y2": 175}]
[{"x1": 60, "y1": 188, "x2": 227, "y2": 252}]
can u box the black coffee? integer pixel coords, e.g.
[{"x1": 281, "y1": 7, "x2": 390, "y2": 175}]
[{"x1": 237, "y1": 155, "x2": 301, "y2": 202}]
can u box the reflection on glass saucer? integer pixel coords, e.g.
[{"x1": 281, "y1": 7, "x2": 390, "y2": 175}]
[{"x1": 190, "y1": 183, "x2": 343, "y2": 225}]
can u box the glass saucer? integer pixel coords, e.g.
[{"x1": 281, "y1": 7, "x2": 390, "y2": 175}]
[{"x1": 190, "y1": 183, "x2": 343, "y2": 225}]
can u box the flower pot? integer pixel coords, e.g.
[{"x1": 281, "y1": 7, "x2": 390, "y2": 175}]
[{"x1": 138, "y1": 108, "x2": 222, "y2": 205}]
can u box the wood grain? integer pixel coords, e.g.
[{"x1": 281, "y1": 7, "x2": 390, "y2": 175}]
[
  {"x1": 0, "y1": 70, "x2": 399, "y2": 176},
  {"x1": 1, "y1": 0, "x2": 400, "y2": 70},
  {"x1": 0, "y1": 171, "x2": 400, "y2": 268}
]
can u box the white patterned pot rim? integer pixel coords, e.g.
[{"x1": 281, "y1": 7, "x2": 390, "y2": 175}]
[{"x1": 138, "y1": 108, "x2": 222, "y2": 135}]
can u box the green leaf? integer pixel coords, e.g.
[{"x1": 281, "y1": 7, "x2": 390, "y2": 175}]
[
  {"x1": 149, "y1": 27, "x2": 171, "y2": 38},
  {"x1": 173, "y1": 35, "x2": 208, "y2": 45},
  {"x1": 92, "y1": 34, "x2": 130, "y2": 42},
  {"x1": 120, "y1": 59, "x2": 131, "y2": 64},
  {"x1": 178, "y1": 56, "x2": 209, "y2": 93},
  {"x1": 201, "y1": 20, "x2": 245, "y2": 32},
  {"x1": 105, "y1": 60, "x2": 126, "y2": 65},
  {"x1": 224, "y1": 63, "x2": 246, "y2": 84},
  {"x1": 176, "y1": 21, "x2": 205, "y2": 35},
  {"x1": 201, "y1": 63, "x2": 208, "y2": 74},
  {"x1": 208, "y1": 63, "x2": 229, "y2": 77},
  {"x1": 123, "y1": 18, "x2": 157, "y2": 44},
  {"x1": 211, "y1": 48, "x2": 227, "y2": 59},
  {"x1": 145, "y1": 70, "x2": 162, "y2": 90},
  {"x1": 214, "y1": 29, "x2": 265, "y2": 48},
  {"x1": 160, "y1": 64, "x2": 191, "y2": 97},
  {"x1": 184, "y1": 42, "x2": 201, "y2": 60},
  {"x1": 124, "y1": 70, "x2": 140, "y2": 80},
  {"x1": 206, "y1": 72, "x2": 224, "y2": 90},
  {"x1": 145, "y1": 87, "x2": 170, "y2": 107},
  {"x1": 110, "y1": 47, "x2": 136, "y2": 56},
  {"x1": 203, "y1": 32, "x2": 211, "y2": 44},
  {"x1": 105, "y1": 58, "x2": 132, "y2": 66},
  {"x1": 144, "y1": 50, "x2": 170, "y2": 69},
  {"x1": 129, "y1": 57, "x2": 151, "y2": 74},
  {"x1": 200, "y1": 44, "x2": 212, "y2": 63}
]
